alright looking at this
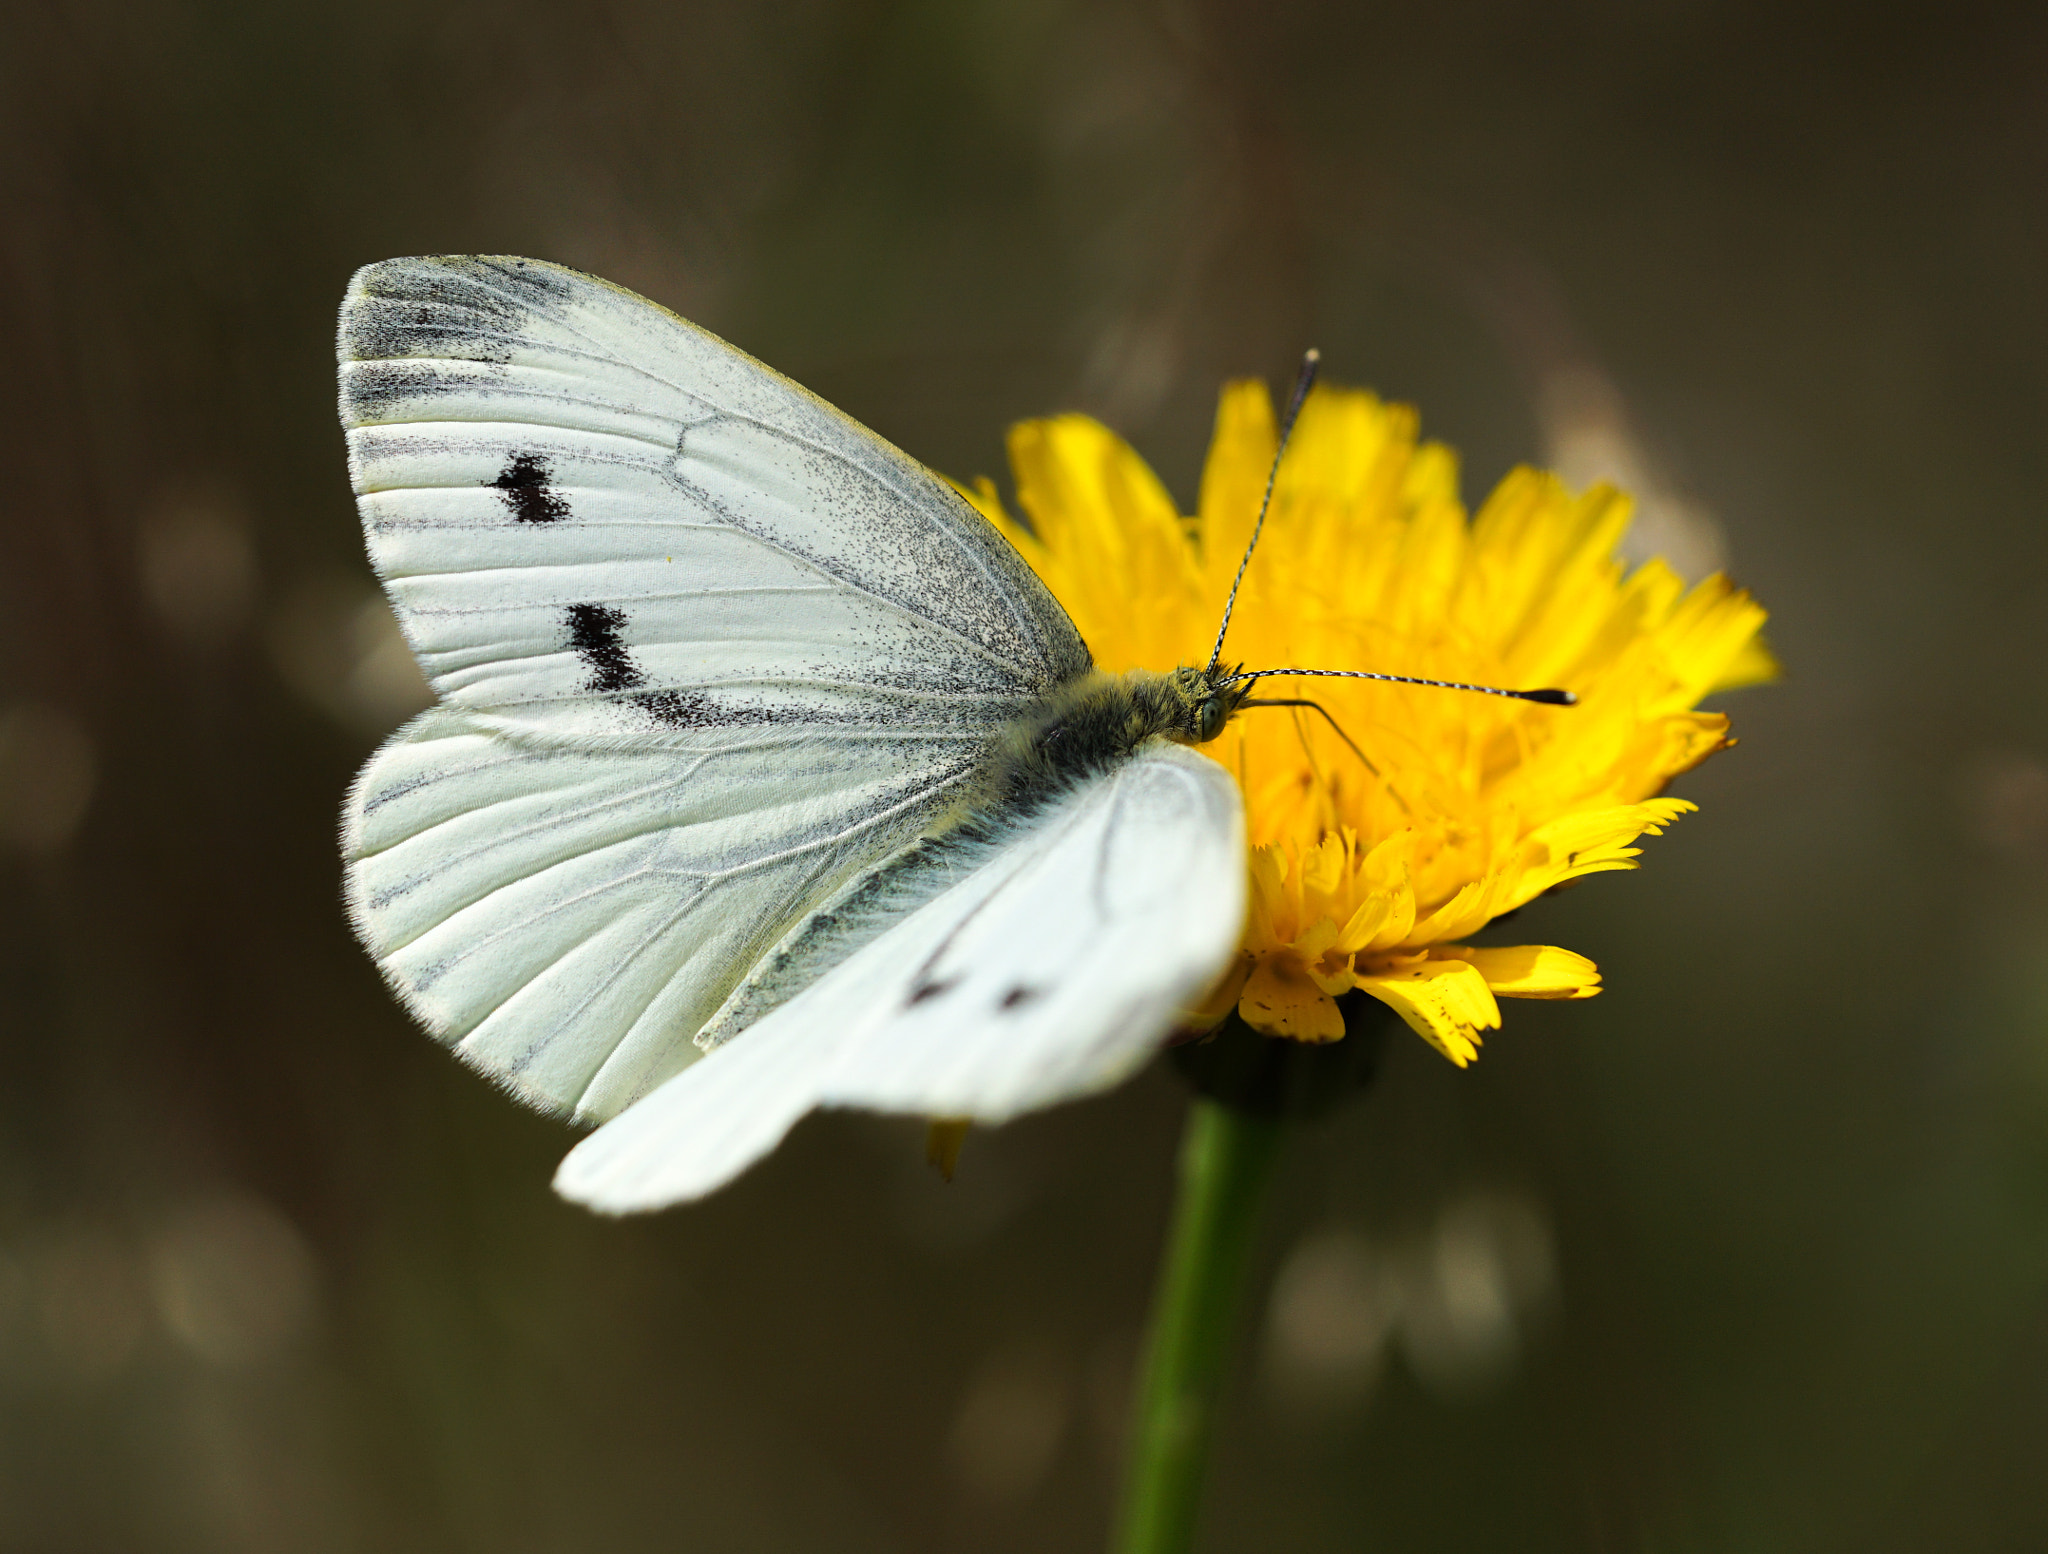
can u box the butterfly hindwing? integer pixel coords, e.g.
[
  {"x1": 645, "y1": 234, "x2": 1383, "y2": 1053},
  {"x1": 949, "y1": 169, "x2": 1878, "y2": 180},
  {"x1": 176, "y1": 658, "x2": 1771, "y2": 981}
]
[
  {"x1": 553, "y1": 743, "x2": 1247, "y2": 1212},
  {"x1": 344, "y1": 705, "x2": 985, "y2": 1120}
]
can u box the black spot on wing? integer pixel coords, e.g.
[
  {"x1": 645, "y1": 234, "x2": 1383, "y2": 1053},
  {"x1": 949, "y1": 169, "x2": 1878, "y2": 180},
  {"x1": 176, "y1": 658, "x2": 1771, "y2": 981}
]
[
  {"x1": 491, "y1": 452, "x2": 571, "y2": 524},
  {"x1": 999, "y1": 985, "x2": 1043, "y2": 1011},
  {"x1": 564, "y1": 603, "x2": 644, "y2": 694},
  {"x1": 906, "y1": 975, "x2": 961, "y2": 1008}
]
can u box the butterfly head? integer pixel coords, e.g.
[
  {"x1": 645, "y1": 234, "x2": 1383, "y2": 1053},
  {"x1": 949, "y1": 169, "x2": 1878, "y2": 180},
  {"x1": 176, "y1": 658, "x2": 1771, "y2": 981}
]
[{"x1": 1167, "y1": 664, "x2": 1252, "y2": 746}]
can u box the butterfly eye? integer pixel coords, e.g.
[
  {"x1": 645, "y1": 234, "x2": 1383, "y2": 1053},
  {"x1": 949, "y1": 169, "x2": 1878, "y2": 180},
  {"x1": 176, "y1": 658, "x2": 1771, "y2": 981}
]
[{"x1": 1194, "y1": 696, "x2": 1230, "y2": 743}]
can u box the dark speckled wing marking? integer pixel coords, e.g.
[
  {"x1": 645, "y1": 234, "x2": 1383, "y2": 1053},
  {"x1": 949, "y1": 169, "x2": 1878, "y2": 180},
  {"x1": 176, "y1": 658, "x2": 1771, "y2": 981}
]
[
  {"x1": 563, "y1": 602, "x2": 641, "y2": 693},
  {"x1": 492, "y1": 451, "x2": 571, "y2": 523},
  {"x1": 337, "y1": 255, "x2": 1093, "y2": 1123}
]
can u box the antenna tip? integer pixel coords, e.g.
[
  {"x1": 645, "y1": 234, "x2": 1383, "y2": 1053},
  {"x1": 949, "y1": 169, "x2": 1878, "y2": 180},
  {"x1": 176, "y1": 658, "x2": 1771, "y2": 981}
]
[
  {"x1": 1521, "y1": 687, "x2": 1577, "y2": 706},
  {"x1": 1303, "y1": 347, "x2": 1321, "y2": 364}
]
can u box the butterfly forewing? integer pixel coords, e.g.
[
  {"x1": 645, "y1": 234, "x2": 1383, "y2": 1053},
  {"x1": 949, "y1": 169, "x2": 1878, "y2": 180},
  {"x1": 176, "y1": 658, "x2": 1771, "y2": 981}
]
[
  {"x1": 338, "y1": 256, "x2": 1090, "y2": 1121},
  {"x1": 342, "y1": 256, "x2": 1087, "y2": 741}
]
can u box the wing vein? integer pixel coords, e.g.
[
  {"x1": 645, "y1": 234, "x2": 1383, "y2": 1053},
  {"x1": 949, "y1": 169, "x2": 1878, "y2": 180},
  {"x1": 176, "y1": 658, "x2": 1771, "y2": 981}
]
[
  {"x1": 664, "y1": 468, "x2": 1043, "y2": 683},
  {"x1": 424, "y1": 261, "x2": 1062, "y2": 677}
]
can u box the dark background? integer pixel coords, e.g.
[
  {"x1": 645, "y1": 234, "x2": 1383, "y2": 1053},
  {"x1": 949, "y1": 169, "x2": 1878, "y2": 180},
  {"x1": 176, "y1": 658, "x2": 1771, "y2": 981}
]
[{"x1": 4, "y1": 1, "x2": 2047, "y2": 1549}]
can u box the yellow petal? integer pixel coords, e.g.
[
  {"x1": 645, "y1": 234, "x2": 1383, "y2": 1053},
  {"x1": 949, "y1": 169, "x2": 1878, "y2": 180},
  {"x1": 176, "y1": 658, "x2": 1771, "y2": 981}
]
[
  {"x1": 1638, "y1": 713, "x2": 1734, "y2": 784},
  {"x1": 1334, "y1": 888, "x2": 1396, "y2": 954},
  {"x1": 1240, "y1": 953, "x2": 1348, "y2": 1042},
  {"x1": 1658, "y1": 572, "x2": 1775, "y2": 701},
  {"x1": 1005, "y1": 415, "x2": 1200, "y2": 675},
  {"x1": 1402, "y1": 440, "x2": 1460, "y2": 510},
  {"x1": 1435, "y1": 944, "x2": 1601, "y2": 1000},
  {"x1": 1197, "y1": 380, "x2": 1278, "y2": 570},
  {"x1": 1301, "y1": 935, "x2": 1357, "y2": 998},
  {"x1": 1352, "y1": 830, "x2": 1418, "y2": 952},
  {"x1": 1407, "y1": 877, "x2": 1501, "y2": 947},
  {"x1": 1355, "y1": 956, "x2": 1501, "y2": 1066},
  {"x1": 1504, "y1": 799, "x2": 1696, "y2": 909},
  {"x1": 1713, "y1": 633, "x2": 1781, "y2": 693}
]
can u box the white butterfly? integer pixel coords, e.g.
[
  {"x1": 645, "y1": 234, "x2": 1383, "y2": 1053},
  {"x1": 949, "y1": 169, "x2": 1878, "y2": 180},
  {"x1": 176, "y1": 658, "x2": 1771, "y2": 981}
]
[{"x1": 338, "y1": 256, "x2": 1254, "y2": 1212}]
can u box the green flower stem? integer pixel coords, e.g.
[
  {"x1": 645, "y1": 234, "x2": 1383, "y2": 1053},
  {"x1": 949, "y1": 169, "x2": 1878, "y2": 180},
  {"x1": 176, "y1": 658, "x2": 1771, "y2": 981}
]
[{"x1": 1112, "y1": 1094, "x2": 1284, "y2": 1554}]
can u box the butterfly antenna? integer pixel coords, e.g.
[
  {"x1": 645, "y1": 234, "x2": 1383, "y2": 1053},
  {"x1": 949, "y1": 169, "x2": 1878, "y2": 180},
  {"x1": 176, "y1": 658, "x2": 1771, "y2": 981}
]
[
  {"x1": 1206, "y1": 348, "x2": 1321, "y2": 673},
  {"x1": 1221, "y1": 667, "x2": 1577, "y2": 706}
]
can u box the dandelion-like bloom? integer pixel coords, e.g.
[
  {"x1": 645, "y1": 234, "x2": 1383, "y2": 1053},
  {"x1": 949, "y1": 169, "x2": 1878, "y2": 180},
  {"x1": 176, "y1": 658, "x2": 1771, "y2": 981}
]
[{"x1": 961, "y1": 381, "x2": 1773, "y2": 1064}]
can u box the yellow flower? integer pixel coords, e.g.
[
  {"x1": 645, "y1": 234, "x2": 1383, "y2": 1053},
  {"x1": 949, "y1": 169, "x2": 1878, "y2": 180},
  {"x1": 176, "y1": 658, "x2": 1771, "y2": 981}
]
[{"x1": 957, "y1": 379, "x2": 1774, "y2": 1065}]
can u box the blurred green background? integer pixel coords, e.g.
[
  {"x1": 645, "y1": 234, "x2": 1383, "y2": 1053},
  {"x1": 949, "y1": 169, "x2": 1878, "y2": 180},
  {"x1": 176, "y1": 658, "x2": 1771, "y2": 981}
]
[{"x1": 4, "y1": 1, "x2": 2047, "y2": 1549}]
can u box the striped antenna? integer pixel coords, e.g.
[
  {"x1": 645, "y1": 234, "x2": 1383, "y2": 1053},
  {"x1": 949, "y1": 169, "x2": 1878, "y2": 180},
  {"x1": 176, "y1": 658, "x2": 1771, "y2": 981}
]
[
  {"x1": 1205, "y1": 349, "x2": 1321, "y2": 672},
  {"x1": 1219, "y1": 667, "x2": 1576, "y2": 706}
]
